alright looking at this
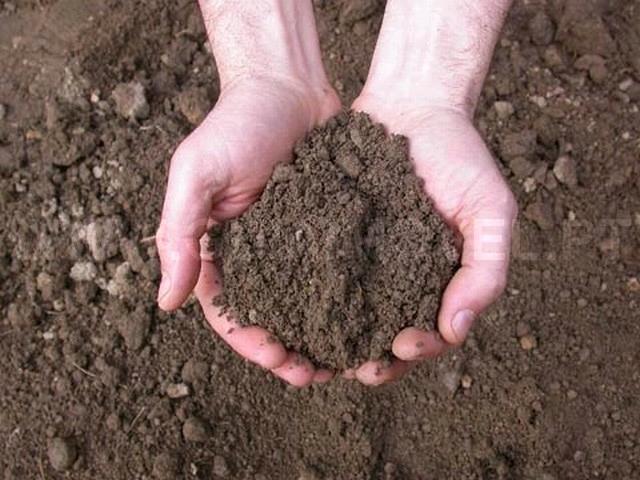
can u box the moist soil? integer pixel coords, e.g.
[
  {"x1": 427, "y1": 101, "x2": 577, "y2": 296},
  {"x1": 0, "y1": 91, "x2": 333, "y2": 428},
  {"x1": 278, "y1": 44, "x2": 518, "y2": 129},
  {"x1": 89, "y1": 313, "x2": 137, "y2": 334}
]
[
  {"x1": 1, "y1": 0, "x2": 640, "y2": 479},
  {"x1": 213, "y1": 112, "x2": 458, "y2": 369}
]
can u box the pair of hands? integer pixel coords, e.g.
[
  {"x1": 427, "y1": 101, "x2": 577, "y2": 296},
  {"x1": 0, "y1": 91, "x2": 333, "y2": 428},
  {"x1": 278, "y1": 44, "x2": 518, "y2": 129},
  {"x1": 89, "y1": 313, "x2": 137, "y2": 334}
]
[{"x1": 155, "y1": 73, "x2": 517, "y2": 387}]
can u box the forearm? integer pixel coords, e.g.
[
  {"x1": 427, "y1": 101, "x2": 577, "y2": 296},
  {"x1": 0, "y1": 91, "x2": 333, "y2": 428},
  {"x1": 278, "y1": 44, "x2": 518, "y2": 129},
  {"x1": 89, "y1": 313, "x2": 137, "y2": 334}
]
[
  {"x1": 198, "y1": 0, "x2": 329, "y2": 90},
  {"x1": 362, "y1": 0, "x2": 512, "y2": 115}
]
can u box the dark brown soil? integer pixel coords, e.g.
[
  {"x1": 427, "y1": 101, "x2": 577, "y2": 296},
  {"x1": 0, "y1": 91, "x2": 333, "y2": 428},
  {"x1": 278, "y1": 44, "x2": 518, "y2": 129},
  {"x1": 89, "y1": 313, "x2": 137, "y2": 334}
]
[
  {"x1": 1, "y1": 0, "x2": 640, "y2": 479},
  {"x1": 213, "y1": 112, "x2": 458, "y2": 369}
]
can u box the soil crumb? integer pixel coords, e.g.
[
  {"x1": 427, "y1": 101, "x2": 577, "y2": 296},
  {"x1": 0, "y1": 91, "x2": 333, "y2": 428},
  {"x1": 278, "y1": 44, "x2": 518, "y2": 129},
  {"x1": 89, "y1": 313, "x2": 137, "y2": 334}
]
[{"x1": 212, "y1": 112, "x2": 458, "y2": 369}]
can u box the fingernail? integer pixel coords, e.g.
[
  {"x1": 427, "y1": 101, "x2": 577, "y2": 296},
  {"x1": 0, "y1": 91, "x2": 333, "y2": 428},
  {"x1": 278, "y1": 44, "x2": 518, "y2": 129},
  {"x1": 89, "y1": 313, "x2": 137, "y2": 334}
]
[
  {"x1": 157, "y1": 271, "x2": 171, "y2": 304},
  {"x1": 451, "y1": 309, "x2": 476, "y2": 343}
]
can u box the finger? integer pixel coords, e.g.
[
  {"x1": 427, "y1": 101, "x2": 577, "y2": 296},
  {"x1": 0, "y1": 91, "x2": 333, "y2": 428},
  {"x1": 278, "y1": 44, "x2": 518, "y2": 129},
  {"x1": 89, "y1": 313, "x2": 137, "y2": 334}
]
[
  {"x1": 392, "y1": 328, "x2": 448, "y2": 361},
  {"x1": 438, "y1": 197, "x2": 517, "y2": 345},
  {"x1": 271, "y1": 352, "x2": 316, "y2": 388},
  {"x1": 313, "y1": 369, "x2": 334, "y2": 384},
  {"x1": 354, "y1": 359, "x2": 413, "y2": 386},
  {"x1": 194, "y1": 260, "x2": 287, "y2": 370},
  {"x1": 156, "y1": 143, "x2": 218, "y2": 311}
]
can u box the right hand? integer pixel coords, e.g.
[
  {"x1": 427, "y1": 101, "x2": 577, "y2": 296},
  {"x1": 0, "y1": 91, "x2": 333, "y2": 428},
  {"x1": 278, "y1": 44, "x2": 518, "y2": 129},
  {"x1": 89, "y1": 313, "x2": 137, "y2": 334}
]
[{"x1": 156, "y1": 75, "x2": 340, "y2": 387}]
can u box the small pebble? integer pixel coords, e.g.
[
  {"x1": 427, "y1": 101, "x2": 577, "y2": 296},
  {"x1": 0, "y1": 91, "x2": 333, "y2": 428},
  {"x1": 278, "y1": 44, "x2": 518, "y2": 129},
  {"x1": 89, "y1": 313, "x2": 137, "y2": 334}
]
[
  {"x1": 112, "y1": 81, "x2": 149, "y2": 120},
  {"x1": 494, "y1": 101, "x2": 514, "y2": 120},
  {"x1": 182, "y1": 416, "x2": 208, "y2": 443},
  {"x1": 70, "y1": 261, "x2": 97, "y2": 282},
  {"x1": 441, "y1": 369, "x2": 461, "y2": 394},
  {"x1": 461, "y1": 374, "x2": 473, "y2": 389},
  {"x1": 528, "y1": 11, "x2": 555, "y2": 46},
  {"x1": 577, "y1": 298, "x2": 588, "y2": 308},
  {"x1": 627, "y1": 277, "x2": 640, "y2": 293},
  {"x1": 519, "y1": 334, "x2": 537, "y2": 351},
  {"x1": 553, "y1": 155, "x2": 578, "y2": 188},
  {"x1": 48, "y1": 437, "x2": 77, "y2": 471},
  {"x1": 619, "y1": 78, "x2": 634, "y2": 91},
  {"x1": 166, "y1": 383, "x2": 190, "y2": 399},
  {"x1": 523, "y1": 177, "x2": 537, "y2": 193},
  {"x1": 213, "y1": 455, "x2": 230, "y2": 478},
  {"x1": 106, "y1": 413, "x2": 121, "y2": 431},
  {"x1": 508, "y1": 156, "x2": 535, "y2": 179},
  {"x1": 567, "y1": 389, "x2": 578, "y2": 400}
]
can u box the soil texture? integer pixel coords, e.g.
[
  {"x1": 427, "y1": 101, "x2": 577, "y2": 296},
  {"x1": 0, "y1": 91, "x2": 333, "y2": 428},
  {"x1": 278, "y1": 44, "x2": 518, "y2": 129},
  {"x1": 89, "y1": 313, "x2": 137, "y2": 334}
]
[
  {"x1": 1, "y1": 0, "x2": 639, "y2": 479},
  {"x1": 213, "y1": 112, "x2": 458, "y2": 369}
]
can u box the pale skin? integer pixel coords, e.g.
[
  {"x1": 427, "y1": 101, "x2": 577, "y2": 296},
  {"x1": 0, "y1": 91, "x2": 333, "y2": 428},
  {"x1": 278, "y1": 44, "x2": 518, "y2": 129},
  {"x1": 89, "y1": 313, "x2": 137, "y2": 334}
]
[{"x1": 156, "y1": 0, "x2": 517, "y2": 387}]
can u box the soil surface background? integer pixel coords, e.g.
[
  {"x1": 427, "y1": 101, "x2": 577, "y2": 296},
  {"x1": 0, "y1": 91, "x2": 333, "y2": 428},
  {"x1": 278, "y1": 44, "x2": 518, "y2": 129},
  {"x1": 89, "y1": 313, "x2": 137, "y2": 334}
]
[
  {"x1": 213, "y1": 112, "x2": 458, "y2": 370},
  {"x1": 1, "y1": 0, "x2": 639, "y2": 479}
]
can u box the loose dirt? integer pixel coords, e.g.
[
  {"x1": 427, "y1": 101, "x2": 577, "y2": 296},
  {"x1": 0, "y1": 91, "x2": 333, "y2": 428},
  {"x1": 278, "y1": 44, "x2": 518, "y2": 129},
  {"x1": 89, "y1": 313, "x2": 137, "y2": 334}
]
[
  {"x1": 213, "y1": 112, "x2": 458, "y2": 369},
  {"x1": 1, "y1": 0, "x2": 639, "y2": 479}
]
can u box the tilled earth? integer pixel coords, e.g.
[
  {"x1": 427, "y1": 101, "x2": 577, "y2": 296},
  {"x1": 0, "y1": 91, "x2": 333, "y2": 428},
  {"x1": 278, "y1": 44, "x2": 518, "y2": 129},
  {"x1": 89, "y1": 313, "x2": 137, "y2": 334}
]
[{"x1": 0, "y1": 0, "x2": 639, "y2": 479}]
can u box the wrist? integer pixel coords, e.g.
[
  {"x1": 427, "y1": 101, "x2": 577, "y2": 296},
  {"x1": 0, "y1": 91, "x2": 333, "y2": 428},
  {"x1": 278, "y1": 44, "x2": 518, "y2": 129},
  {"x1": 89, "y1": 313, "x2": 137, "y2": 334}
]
[
  {"x1": 361, "y1": 0, "x2": 512, "y2": 116},
  {"x1": 200, "y1": 0, "x2": 331, "y2": 94}
]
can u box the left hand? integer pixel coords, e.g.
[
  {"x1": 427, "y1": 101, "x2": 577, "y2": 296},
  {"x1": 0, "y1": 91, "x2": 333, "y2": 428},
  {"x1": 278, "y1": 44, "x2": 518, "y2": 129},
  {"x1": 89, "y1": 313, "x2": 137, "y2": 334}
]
[{"x1": 347, "y1": 94, "x2": 518, "y2": 385}]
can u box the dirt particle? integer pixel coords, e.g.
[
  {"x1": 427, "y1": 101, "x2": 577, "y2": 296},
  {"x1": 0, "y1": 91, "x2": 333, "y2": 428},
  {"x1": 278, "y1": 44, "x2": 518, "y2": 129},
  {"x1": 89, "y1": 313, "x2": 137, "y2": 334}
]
[
  {"x1": 553, "y1": 155, "x2": 578, "y2": 188},
  {"x1": 107, "y1": 262, "x2": 132, "y2": 297},
  {"x1": 335, "y1": 152, "x2": 363, "y2": 178},
  {"x1": 176, "y1": 86, "x2": 210, "y2": 125},
  {"x1": 83, "y1": 216, "x2": 124, "y2": 262},
  {"x1": 70, "y1": 261, "x2": 98, "y2": 282},
  {"x1": 494, "y1": 100, "x2": 514, "y2": 120},
  {"x1": 36, "y1": 272, "x2": 55, "y2": 301},
  {"x1": 47, "y1": 437, "x2": 77, "y2": 471},
  {"x1": 339, "y1": 0, "x2": 377, "y2": 26},
  {"x1": 543, "y1": 45, "x2": 564, "y2": 67},
  {"x1": 116, "y1": 306, "x2": 151, "y2": 351},
  {"x1": 619, "y1": 78, "x2": 634, "y2": 92},
  {"x1": 500, "y1": 130, "x2": 537, "y2": 159},
  {"x1": 440, "y1": 368, "x2": 462, "y2": 395},
  {"x1": 297, "y1": 466, "x2": 321, "y2": 480},
  {"x1": 112, "y1": 81, "x2": 149, "y2": 120},
  {"x1": 567, "y1": 389, "x2": 578, "y2": 400},
  {"x1": 524, "y1": 198, "x2": 555, "y2": 230},
  {"x1": 182, "y1": 416, "x2": 209, "y2": 443},
  {"x1": 7, "y1": 301, "x2": 35, "y2": 329},
  {"x1": 120, "y1": 238, "x2": 146, "y2": 273},
  {"x1": 152, "y1": 452, "x2": 181, "y2": 480},
  {"x1": 105, "y1": 413, "x2": 120, "y2": 431},
  {"x1": 574, "y1": 55, "x2": 608, "y2": 84},
  {"x1": 515, "y1": 321, "x2": 531, "y2": 338},
  {"x1": 529, "y1": 11, "x2": 555, "y2": 46},
  {"x1": 627, "y1": 277, "x2": 640, "y2": 293},
  {"x1": 628, "y1": 83, "x2": 640, "y2": 102},
  {"x1": 0, "y1": 103, "x2": 5, "y2": 120},
  {"x1": 508, "y1": 156, "x2": 535, "y2": 179},
  {"x1": 213, "y1": 455, "x2": 230, "y2": 478},
  {"x1": 166, "y1": 383, "x2": 190, "y2": 399},
  {"x1": 383, "y1": 462, "x2": 397, "y2": 478},
  {"x1": 181, "y1": 359, "x2": 209, "y2": 383},
  {"x1": 519, "y1": 334, "x2": 537, "y2": 351},
  {"x1": 461, "y1": 374, "x2": 473, "y2": 389}
]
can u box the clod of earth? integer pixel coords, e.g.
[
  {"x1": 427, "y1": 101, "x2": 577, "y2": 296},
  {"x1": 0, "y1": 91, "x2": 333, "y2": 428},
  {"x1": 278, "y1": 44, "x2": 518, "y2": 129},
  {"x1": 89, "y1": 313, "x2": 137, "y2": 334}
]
[
  {"x1": 47, "y1": 437, "x2": 77, "y2": 471},
  {"x1": 212, "y1": 112, "x2": 459, "y2": 369}
]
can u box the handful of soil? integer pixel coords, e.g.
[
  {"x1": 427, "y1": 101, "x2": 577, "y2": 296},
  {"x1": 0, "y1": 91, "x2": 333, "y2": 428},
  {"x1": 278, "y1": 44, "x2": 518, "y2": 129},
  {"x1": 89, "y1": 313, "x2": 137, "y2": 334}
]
[{"x1": 211, "y1": 112, "x2": 458, "y2": 369}]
